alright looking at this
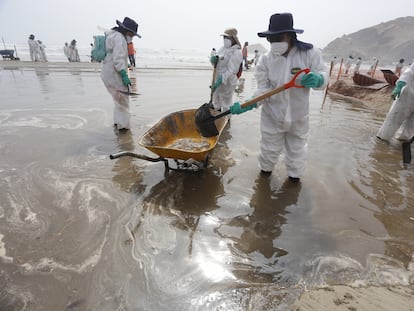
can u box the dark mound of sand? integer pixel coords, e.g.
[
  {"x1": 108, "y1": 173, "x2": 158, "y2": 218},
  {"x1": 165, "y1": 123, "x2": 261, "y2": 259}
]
[{"x1": 328, "y1": 79, "x2": 394, "y2": 114}]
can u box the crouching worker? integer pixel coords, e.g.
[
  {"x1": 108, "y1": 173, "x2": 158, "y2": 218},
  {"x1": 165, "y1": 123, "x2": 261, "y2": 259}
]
[
  {"x1": 101, "y1": 17, "x2": 141, "y2": 131},
  {"x1": 376, "y1": 62, "x2": 414, "y2": 142},
  {"x1": 229, "y1": 13, "x2": 328, "y2": 182}
]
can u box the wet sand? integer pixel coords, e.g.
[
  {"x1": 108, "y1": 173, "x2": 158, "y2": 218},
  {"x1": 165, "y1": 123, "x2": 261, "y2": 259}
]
[{"x1": 0, "y1": 61, "x2": 413, "y2": 310}]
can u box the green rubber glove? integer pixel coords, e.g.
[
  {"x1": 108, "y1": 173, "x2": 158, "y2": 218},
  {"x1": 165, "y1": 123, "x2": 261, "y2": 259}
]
[
  {"x1": 301, "y1": 72, "x2": 324, "y2": 88},
  {"x1": 391, "y1": 81, "x2": 406, "y2": 100},
  {"x1": 210, "y1": 55, "x2": 218, "y2": 65},
  {"x1": 211, "y1": 76, "x2": 223, "y2": 91},
  {"x1": 119, "y1": 69, "x2": 131, "y2": 86},
  {"x1": 230, "y1": 102, "x2": 257, "y2": 114}
]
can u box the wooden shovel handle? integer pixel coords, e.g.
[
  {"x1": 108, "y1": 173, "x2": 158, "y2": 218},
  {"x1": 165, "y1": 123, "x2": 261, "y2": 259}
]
[
  {"x1": 240, "y1": 68, "x2": 310, "y2": 109},
  {"x1": 210, "y1": 65, "x2": 217, "y2": 102}
]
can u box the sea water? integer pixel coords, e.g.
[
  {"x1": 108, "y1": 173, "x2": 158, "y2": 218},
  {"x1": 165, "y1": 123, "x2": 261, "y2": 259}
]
[{"x1": 6, "y1": 43, "x2": 212, "y2": 68}]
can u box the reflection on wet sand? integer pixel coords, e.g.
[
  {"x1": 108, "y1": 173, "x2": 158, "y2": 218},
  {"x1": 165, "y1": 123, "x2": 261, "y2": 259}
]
[
  {"x1": 352, "y1": 138, "x2": 414, "y2": 267},
  {"x1": 111, "y1": 130, "x2": 145, "y2": 194},
  {"x1": 110, "y1": 128, "x2": 235, "y2": 310},
  {"x1": 34, "y1": 67, "x2": 50, "y2": 95},
  {"x1": 223, "y1": 176, "x2": 301, "y2": 282}
]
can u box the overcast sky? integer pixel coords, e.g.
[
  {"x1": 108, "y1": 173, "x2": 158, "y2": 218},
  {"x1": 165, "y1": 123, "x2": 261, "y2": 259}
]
[{"x1": 1, "y1": 0, "x2": 413, "y2": 51}]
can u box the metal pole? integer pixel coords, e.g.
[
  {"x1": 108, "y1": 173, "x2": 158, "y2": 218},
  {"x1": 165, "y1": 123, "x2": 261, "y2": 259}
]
[
  {"x1": 2, "y1": 37, "x2": 7, "y2": 49},
  {"x1": 336, "y1": 58, "x2": 343, "y2": 81}
]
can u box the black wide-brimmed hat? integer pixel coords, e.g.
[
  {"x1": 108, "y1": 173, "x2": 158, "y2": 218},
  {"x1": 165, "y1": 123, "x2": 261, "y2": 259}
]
[
  {"x1": 116, "y1": 17, "x2": 141, "y2": 38},
  {"x1": 258, "y1": 13, "x2": 303, "y2": 37}
]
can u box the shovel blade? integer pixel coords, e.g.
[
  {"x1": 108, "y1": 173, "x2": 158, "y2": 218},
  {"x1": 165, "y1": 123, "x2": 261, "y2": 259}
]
[
  {"x1": 119, "y1": 90, "x2": 140, "y2": 96},
  {"x1": 195, "y1": 103, "x2": 219, "y2": 137}
]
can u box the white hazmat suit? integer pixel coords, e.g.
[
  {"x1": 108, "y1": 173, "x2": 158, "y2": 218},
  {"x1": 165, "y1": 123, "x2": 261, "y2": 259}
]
[
  {"x1": 38, "y1": 41, "x2": 47, "y2": 62},
  {"x1": 68, "y1": 43, "x2": 80, "y2": 62},
  {"x1": 376, "y1": 63, "x2": 414, "y2": 142},
  {"x1": 63, "y1": 43, "x2": 70, "y2": 61},
  {"x1": 28, "y1": 38, "x2": 41, "y2": 61},
  {"x1": 254, "y1": 45, "x2": 328, "y2": 177},
  {"x1": 212, "y1": 45, "x2": 243, "y2": 111},
  {"x1": 101, "y1": 30, "x2": 131, "y2": 130}
]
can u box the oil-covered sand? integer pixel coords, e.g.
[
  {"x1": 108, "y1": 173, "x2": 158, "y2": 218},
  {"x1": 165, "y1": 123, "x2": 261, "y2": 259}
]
[{"x1": 0, "y1": 61, "x2": 413, "y2": 310}]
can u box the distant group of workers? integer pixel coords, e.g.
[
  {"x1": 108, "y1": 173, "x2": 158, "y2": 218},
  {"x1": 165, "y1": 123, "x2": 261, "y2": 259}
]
[
  {"x1": 63, "y1": 40, "x2": 80, "y2": 62},
  {"x1": 330, "y1": 55, "x2": 408, "y2": 78},
  {"x1": 28, "y1": 35, "x2": 136, "y2": 67},
  {"x1": 27, "y1": 34, "x2": 47, "y2": 62}
]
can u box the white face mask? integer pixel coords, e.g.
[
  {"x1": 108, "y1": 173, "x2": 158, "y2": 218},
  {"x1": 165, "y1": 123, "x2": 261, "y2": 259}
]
[
  {"x1": 223, "y1": 38, "x2": 232, "y2": 48},
  {"x1": 126, "y1": 35, "x2": 133, "y2": 43},
  {"x1": 270, "y1": 42, "x2": 288, "y2": 56}
]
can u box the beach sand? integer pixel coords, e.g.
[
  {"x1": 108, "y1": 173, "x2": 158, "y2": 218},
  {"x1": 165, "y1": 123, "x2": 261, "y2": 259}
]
[
  {"x1": 326, "y1": 68, "x2": 394, "y2": 114},
  {"x1": 294, "y1": 285, "x2": 414, "y2": 310},
  {"x1": 0, "y1": 60, "x2": 413, "y2": 310}
]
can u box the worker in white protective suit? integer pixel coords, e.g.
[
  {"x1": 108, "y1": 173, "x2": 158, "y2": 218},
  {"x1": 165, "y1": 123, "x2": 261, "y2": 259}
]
[
  {"x1": 101, "y1": 17, "x2": 141, "y2": 131},
  {"x1": 210, "y1": 28, "x2": 243, "y2": 112},
  {"x1": 376, "y1": 63, "x2": 414, "y2": 142},
  {"x1": 228, "y1": 13, "x2": 328, "y2": 182},
  {"x1": 68, "y1": 40, "x2": 80, "y2": 62},
  {"x1": 28, "y1": 34, "x2": 42, "y2": 61},
  {"x1": 37, "y1": 40, "x2": 47, "y2": 62},
  {"x1": 63, "y1": 42, "x2": 71, "y2": 61}
]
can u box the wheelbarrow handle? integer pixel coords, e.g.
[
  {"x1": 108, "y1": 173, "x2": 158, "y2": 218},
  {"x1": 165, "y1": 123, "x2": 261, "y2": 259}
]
[
  {"x1": 109, "y1": 151, "x2": 163, "y2": 162},
  {"x1": 239, "y1": 68, "x2": 310, "y2": 110}
]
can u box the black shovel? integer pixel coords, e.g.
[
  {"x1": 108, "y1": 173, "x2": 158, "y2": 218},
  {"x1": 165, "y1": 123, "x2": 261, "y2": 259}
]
[
  {"x1": 119, "y1": 85, "x2": 140, "y2": 96},
  {"x1": 195, "y1": 68, "x2": 310, "y2": 137},
  {"x1": 402, "y1": 136, "x2": 414, "y2": 164}
]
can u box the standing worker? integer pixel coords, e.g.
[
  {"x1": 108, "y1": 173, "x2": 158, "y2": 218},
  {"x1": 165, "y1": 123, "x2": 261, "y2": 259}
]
[
  {"x1": 210, "y1": 48, "x2": 216, "y2": 58},
  {"x1": 68, "y1": 40, "x2": 80, "y2": 62},
  {"x1": 101, "y1": 17, "x2": 141, "y2": 131},
  {"x1": 354, "y1": 57, "x2": 362, "y2": 74},
  {"x1": 376, "y1": 62, "x2": 414, "y2": 142},
  {"x1": 395, "y1": 58, "x2": 405, "y2": 77},
  {"x1": 210, "y1": 28, "x2": 243, "y2": 112},
  {"x1": 344, "y1": 55, "x2": 353, "y2": 74},
  {"x1": 63, "y1": 42, "x2": 71, "y2": 61},
  {"x1": 37, "y1": 40, "x2": 47, "y2": 62},
  {"x1": 229, "y1": 13, "x2": 328, "y2": 181},
  {"x1": 242, "y1": 41, "x2": 249, "y2": 69},
  {"x1": 28, "y1": 34, "x2": 41, "y2": 61},
  {"x1": 127, "y1": 38, "x2": 136, "y2": 67},
  {"x1": 253, "y1": 49, "x2": 260, "y2": 66}
]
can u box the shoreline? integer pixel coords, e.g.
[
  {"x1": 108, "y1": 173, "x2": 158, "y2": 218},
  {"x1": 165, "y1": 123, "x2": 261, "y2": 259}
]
[{"x1": 0, "y1": 60, "x2": 211, "y2": 71}]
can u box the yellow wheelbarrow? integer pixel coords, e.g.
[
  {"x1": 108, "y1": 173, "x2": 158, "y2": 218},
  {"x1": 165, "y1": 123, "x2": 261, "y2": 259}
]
[{"x1": 109, "y1": 109, "x2": 228, "y2": 171}]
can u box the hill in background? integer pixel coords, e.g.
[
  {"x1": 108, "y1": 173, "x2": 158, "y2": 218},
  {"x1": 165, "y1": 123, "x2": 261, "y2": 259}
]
[{"x1": 322, "y1": 16, "x2": 414, "y2": 66}]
